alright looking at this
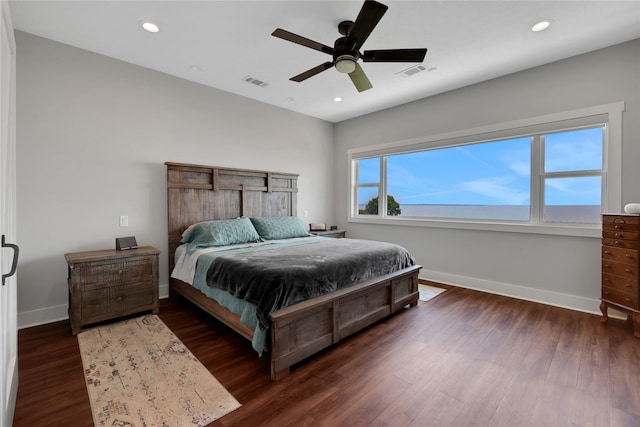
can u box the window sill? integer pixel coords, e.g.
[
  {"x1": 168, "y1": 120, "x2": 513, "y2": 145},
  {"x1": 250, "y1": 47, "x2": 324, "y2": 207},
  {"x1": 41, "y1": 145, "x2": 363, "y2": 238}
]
[{"x1": 348, "y1": 216, "x2": 601, "y2": 238}]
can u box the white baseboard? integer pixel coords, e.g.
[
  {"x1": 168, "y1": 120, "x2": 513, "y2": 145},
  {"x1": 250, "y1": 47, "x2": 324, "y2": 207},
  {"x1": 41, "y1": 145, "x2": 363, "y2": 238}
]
[
  {"x1": 18, "y1": 283, "x2": 171, "y2": 330},
  {"x1": 18, "y1": 276, "x2": 623, "y2": 329},
  {"x1": 419, "y1": 269, "x2": 626, "y2": 319}
]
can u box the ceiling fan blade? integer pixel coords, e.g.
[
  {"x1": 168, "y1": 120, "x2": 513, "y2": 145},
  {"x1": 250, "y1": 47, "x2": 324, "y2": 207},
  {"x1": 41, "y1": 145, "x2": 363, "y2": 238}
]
[
  {"x1": 345, "y1": 0, "x2": 388, "y2": 49},
  {"x1": 290, "y1": 62, "x2": 334, "y2": 82},
  {"x1": 362, "y1": 48, "x2": 427, "y2": 63},
  {"x1": 272, "y1": 28, "x2": 334, "y2": 55},
  {"x1": 348, "y1": 63, "x2": 373, "y2": 92}
]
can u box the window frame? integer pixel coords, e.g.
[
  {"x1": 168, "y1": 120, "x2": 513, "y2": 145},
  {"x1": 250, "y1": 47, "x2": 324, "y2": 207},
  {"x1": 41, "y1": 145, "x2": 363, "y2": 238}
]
[{"x1": 347, "y1": 102, "x2": 624, "y2": 238}]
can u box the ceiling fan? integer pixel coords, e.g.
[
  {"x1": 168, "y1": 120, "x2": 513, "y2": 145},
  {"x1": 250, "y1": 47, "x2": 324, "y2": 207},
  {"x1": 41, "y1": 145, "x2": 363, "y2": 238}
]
[{"x1": 271, "y1": 0, "x2": 427, "y2": 92}]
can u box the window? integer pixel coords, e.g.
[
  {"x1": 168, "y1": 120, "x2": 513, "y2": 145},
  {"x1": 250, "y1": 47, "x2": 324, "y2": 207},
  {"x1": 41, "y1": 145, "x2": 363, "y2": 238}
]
[
  {"x1": 541, "y1": 127, "x2": 603, "y2": 223},
  {"x1": 349, "y1": 103, "x2": 624, "y2": 236}
]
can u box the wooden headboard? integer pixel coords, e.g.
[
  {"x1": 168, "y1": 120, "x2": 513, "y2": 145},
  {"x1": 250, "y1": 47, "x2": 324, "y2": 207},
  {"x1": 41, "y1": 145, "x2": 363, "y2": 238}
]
[{"x1": 165, "y1": 162, "x2": 299, "y2": 273}]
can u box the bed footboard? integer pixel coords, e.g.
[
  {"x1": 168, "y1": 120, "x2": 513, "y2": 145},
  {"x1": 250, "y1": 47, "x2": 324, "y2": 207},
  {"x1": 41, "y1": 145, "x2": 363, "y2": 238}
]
[{"x1": 268, "y1": 264, "x2": 421, "y2": 380}]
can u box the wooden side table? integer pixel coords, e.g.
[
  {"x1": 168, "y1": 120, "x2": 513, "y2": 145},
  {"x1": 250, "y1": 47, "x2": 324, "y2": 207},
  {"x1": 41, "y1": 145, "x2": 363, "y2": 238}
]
[
  {"x1": 65, "y1": 246, "x2": 160, "y2": 334},
  {"x1": 310, "y1": 229, "x2": 346, "y2": 239}
]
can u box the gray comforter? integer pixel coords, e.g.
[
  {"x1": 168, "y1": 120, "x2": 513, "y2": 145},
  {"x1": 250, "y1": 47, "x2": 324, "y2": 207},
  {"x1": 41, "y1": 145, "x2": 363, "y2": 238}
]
[{"x1": 205, "y1": 238, "x2": 415, "y2": 330}]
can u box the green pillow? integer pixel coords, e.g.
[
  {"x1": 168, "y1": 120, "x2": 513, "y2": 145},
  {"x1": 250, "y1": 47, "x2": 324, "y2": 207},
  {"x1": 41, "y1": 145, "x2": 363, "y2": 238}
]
[
  {"x1": 250, "y1": 216, "x2": 311, "y2": 240},
  {"x1": 181, "y1": 218, "x2": 261, "y2": 252}
]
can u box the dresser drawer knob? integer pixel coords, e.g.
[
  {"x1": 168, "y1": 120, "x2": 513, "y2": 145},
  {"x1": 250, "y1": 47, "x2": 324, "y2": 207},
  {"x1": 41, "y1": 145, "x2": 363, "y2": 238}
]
[
  {"x1": 626, "y1": 297, "x2": 631, "y2": 302},
  {"x1": 604, "y1": 291, "x2": 610, "y2": 296},
  {"x1": 626, "y1": 283, "x2": 631, "y2": 287},
  {"x1": 615, "y1": 225, "x2": 621, "y2": 229},
  {"x1": 604, "y1": 264, "x2": 610, "y2": 268},
  {"x1": 615, "y1": 241, "x2": 621, "y2": 245},
  {"x1": 118, "y1": 269, "x2": 123, "y2": 274},
  {"x1": 604, "y1": 250, "x2": 610, "y2": 254},
  {"x1": 116, "y1": 296, "x2": 123, "y2": 302},
  {"x1": 604, "y1": 277, "x2": 610, "y2": 282},
  {"x1": 615, "y1": 233, "x2": 622, "y2": 238},
  {"x1": 625, "y1": 269, "x2": 631, "y2": 273}
]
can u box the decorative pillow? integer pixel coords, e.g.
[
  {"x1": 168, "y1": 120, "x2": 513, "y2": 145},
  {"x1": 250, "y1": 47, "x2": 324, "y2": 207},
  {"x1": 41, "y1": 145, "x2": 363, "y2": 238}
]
[
  {"x1": 181, "y1": 217, "x2": 261, "y2": 251},
  {"x1": 250, "y1": 216, "x2": 311, "y2": 240}
]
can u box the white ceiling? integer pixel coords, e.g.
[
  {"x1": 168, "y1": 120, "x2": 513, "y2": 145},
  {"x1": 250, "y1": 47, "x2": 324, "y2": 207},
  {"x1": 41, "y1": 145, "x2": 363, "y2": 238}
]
[{"x1": 9, "y1": 1, "x2": 640, "y2": 123}]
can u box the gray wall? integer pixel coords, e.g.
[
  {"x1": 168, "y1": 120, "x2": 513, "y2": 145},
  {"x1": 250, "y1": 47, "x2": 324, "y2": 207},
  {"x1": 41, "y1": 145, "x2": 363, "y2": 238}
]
[
  {"x1": 334, "y1": 39, "x2": 640, "y2": 314},
  {"x1": 16, "y1": 31, "x2": 335, "y2": 327}
]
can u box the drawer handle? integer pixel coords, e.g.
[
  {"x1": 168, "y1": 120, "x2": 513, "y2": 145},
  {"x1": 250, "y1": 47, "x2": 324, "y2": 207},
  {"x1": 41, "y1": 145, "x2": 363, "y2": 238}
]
[
  {"x1": 614, "y1": 233, "x2": 622, "y2": 238},
  {"x1": 118, "y1": 269, "x2": 123, "y2": 274},
  {"x1": 604, "y1": 250, "x2": 610, "y2": 254},
  {"x1": 625, "y1": 269, "x2": 631, "y2": 273},
  {"x1": 626, "y1": 297, "x2": 631, "y2": 302},
  {"x1": 604, "y1": 264, "x2": 610, "y2": 268},
  {"x1": 116, "y1": 296, "x2": 123, "y2": 302},
  {"x1": 614, "y1": 225, "x2": 621, "y2": 229},
  {"x1": 604, "y1": 277, "x2": 610, "y2": 282},
  {"x1": 626, "y1": 254, "x2": 630, "y2": 258},
  {"x1": 614, "y1": 241, "x2": 622, "y2": 246},
  {"x1": 626, "y1": 283, "x2": 632, "y2": 287},
  {"x1": 604, "y1": 291, "x2": 610, "y2": 296}
]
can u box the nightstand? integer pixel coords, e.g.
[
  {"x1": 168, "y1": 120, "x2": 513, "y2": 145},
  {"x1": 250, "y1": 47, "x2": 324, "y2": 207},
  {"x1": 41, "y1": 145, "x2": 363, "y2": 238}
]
[
  {"x1": 311, "y1": 229, "x2": 346, "y2": 239},
  {"x1": 65, "y1": 246, "x2": 160, "y2": 335}
]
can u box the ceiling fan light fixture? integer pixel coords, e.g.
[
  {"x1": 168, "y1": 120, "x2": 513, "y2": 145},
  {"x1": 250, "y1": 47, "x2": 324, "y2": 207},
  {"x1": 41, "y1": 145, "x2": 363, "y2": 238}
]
[{"x1": 335, "y1": 55, "x2": 357, "y2": 74}]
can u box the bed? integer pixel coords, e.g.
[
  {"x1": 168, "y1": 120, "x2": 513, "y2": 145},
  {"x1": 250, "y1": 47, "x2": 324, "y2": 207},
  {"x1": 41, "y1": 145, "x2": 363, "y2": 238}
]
[{"x1": 166, "y1": 162, "x2": 422, "y2": 380}]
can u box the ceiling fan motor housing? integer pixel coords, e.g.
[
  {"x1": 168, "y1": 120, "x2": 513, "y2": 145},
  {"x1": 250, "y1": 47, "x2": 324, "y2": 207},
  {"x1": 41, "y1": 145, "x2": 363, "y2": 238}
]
[{"x1": 333, "y1": 33, "x2": 359, "y2": 73}]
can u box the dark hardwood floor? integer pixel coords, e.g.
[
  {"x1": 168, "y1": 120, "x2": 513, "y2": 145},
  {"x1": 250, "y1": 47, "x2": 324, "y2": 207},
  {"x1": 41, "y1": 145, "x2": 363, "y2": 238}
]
[{"x1": 13, "y1": 286, "x2": 640, "y2": 427}]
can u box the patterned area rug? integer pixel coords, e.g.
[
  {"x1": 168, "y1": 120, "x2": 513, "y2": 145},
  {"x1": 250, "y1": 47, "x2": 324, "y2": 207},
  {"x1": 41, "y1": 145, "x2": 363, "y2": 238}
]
[
  {"x1": 77, "y1": 314, "x2": 241, "y2": 426},
  {"x1": 419, "y1": 284, "x2": 446, "y2": 302}
]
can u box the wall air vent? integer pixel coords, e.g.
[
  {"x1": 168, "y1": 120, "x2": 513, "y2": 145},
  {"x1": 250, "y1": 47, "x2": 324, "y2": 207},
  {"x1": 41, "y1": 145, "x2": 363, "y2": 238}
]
[
  {"x1": 396, "y1": 65, "x2": 426, "y2": 78},
  {"x1": 242, "y1": 76, "x2": 269, "y2": 88}
]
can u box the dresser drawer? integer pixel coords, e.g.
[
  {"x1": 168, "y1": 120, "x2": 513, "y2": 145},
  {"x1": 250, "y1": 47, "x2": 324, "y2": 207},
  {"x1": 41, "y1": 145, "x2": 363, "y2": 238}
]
[
  {"x1": 602, "y1": 230, "x2": 639, "y2": 242},
  {"x1": 602, "y1": 246, "x2": 639, "y2": 265},
  {"x1": 602, "y1": 273, "x2": 639, "y2": 294},
  {"x1": 82, "y1": 280, "x2": 154, "y2": 320},
  {"x1": 602, "y1": 259, "x2": 638, "y2": 279},
  {"x1": 602, "y1": 238, "x2": 640, "y2": 250},
  {"x1": 602, "y1": 286, "x2": 639, "y2": 310},
  {"x1": 73, "y1": 258, "x2": 152, "y2": 287},
  {"x1": 603, "y1": 214, "x2": 640, "y2": 227}
]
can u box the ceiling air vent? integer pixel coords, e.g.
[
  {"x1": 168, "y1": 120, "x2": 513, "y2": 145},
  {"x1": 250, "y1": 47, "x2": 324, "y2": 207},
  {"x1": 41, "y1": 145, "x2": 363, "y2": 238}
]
[
  {"x1": 396, "y1": 65, "x2": 426, "y2": 78},
  {"x1": 242, "y1": 76, "x2": 269, "y2": 88}
]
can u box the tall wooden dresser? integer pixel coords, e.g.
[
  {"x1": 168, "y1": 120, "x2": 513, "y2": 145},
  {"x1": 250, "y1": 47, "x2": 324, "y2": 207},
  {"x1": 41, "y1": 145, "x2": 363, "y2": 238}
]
[{"x1": 600, "y1": 214, "x2": 640, "y2": 337}]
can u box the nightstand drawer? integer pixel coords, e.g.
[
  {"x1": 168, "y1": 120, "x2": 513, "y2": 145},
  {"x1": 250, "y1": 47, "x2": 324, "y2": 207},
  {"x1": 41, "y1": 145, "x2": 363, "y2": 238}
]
[
  {"x1": 82, "y1": 280, "x2": 154, "y2": 319},
  {"x1": 73, "y1": 258, "x2": 152, "y2": 287},
  {"x1": 602, "y1": 286, "x2": 639, "y2": 310}
]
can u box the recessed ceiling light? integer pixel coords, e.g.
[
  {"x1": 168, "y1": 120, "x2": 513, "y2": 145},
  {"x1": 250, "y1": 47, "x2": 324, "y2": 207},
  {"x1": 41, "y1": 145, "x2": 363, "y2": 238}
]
[
  {"x1": 333, "y1": 97, "x2": 343, "y2": 102},
  {"x1": 141, "y1": 22, "x2": 160, "y2": 33},
  {"x1": 531, "y1": 20, "x2": 551, "y2": 32}
]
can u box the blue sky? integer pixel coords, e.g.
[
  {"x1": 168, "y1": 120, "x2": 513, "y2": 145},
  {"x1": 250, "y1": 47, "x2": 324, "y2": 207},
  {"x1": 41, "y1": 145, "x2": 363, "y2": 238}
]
[{"x1": 358, "y1": 127, "x2": 603, "y2": 206}]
